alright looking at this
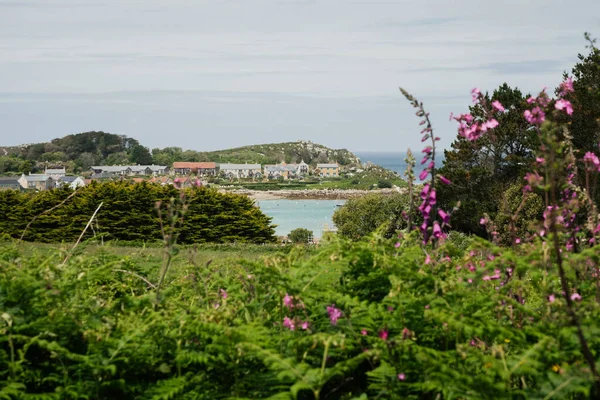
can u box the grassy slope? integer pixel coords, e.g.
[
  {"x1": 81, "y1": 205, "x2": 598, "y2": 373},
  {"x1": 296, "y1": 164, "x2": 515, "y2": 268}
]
[{"x1": 198, "y1": 141, "x2": 361, "y2": 166}]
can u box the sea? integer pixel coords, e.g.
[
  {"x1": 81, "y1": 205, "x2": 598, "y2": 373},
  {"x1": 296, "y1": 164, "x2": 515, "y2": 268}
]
[
  {"x1": 257, "y1": 199, "x2": 344, "y2": 238},
  {"x1": 256, "y1": 152, "x2": 445, "y2": 238},
  {"x1": 354, "y1": 151, "x2": 445, "y2": 176}
]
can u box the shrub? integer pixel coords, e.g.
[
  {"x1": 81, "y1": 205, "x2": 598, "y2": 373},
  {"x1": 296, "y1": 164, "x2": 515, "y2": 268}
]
[{"x1": 288, "y1": 227, "x2": 313, "y2": 244}]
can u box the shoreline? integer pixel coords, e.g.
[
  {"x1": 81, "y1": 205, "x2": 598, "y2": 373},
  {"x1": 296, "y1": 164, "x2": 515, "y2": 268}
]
[{"x1": 220, "y1": 188, "x2": 405, "y2": 201}]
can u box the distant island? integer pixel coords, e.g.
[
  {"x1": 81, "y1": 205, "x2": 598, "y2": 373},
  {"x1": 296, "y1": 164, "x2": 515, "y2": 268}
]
[{"x1": 0, "y1": 131, "x2": 361, "y2": 175}]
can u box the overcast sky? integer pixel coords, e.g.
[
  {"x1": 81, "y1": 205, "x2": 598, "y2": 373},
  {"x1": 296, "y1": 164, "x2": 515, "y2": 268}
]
[{"x1": 0, "y1": 0, "x2": 598, "y2": 153}]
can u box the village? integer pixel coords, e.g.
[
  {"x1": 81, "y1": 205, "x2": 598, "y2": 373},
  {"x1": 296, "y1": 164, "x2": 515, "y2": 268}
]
[{"x1": 0, "y1": 161, "x2": 342, "y2": 191}]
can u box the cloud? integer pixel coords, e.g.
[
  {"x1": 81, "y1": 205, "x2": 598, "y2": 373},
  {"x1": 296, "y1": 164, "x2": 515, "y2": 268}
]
[{"x1": 0, "y1": 0, "x2": 598, "y2": 151}]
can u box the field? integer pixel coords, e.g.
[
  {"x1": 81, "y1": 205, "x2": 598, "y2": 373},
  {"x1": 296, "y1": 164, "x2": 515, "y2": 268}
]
[{"x1": 2, "y1": 232, "x2": 600, "y2": 399}]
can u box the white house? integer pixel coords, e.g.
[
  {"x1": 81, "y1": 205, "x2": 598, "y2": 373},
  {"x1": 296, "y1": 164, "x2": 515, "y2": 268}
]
[
  {"x1": 58, "y1": 176, "x2": 86, "y2": 189},
  {"x1": 219, "y1": 163, "x2": 262, "y2": 179},
  {"x1": 18, "y1": 174, "x2": 55, "y2": 190},
  {"x1": 45, "y1": 167, "x2": 66, "y2": 180},
  {"x1": 90, "y1": 165, "x2": 169, "y2": 176}
]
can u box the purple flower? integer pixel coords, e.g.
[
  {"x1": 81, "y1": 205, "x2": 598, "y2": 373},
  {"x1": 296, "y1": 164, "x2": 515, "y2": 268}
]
[
  {"x1": 397, "y1": 373, "x2": 406, "y2": 381},
  {"x1": 219, "y1": 289, "x2": 228, "y2": 299},
  {"x1": 548, "y1": 294, "x2": 555, "y2": 303},
  {"x1": 283, "y1": 293, "x2": 294, "y2": 308},
  {"x1": 300, "y1": 321, "x2": 310, "y2": 330},
  {"x1": 438, "y1": 209, "x2": 450, "y2": 225},
  {"x1": 361, "y1": 329, "x2": 368, "y2": 336},
  {"x1": 419, "y1": 169, "x2": 429, "y2": 181},
  {"x1": 438, "y1": 175, "x2": 451, "y2": 185},
  {"x1": 379, "y1": 330, "x2": 389, "y2": 340},
  {"x1": 432, "y1": 221, "x2": 442, "y2": 239},
  {"x1": 283, "y1": 316, "x2": 295, "y2": 331},
  {"x1": 570, "y1": 293, "x2": 582, "y2": 301},
  {"x1": 327, "y1": 305, "x2": 342, "y2": 325}
]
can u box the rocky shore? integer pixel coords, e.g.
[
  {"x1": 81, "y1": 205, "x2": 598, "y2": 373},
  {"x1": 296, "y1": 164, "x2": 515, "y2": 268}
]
[{"x1": 222, "y1": 188, "x2": 404, "y2": 200}]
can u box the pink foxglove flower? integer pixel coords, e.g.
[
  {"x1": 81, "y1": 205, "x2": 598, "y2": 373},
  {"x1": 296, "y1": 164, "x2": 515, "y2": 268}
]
[
  {"x1": 438, "y1": 175, "x2": 451, "y2": 185},
  {"x1": 555, "y1": 99, "x2": 573, "y2": 115},
  {"x1": 491, "y1": 100, "x2": 505, "y2": 112}
]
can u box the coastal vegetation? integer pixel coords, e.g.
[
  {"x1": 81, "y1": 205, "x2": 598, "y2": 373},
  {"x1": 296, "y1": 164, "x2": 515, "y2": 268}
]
[
  {"x1": 0, "y1": 137, "x2": 360, "y2": 175},
  {"x1": 217, "y1": 164, "x2": 405, "y2": 192},
  {"x1": 0, "y1": 35, "x2": 599, "y2": 400},
  {"x1": 0, "y1": 181, "x2": 276, "y2": 244}
]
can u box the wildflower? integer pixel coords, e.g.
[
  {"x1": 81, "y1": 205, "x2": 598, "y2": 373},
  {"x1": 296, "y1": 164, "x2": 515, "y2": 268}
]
[
  {"x1": 558, "y1": 77, "x2": 574, "y2": 96},
  {"x1": 485, "y1": 119, "x2": 499, "y2": 129},
  {"x1": 432, "y1": 221, "x2": 442, "y2": 239},
  {"x1": 438, "y1": 175, "x2": 451, "y2": 185},
  {"x1": 419, "y1": 169, "x2": 429, "y2": 181},
  {"x1": 524, "y1": 107, "x2": 545, "y2": 125},
  {"x1": 361, "y1": 329, "x2": 368, "y2": 336},
  {"x1": 536, "y1": 157, "x2": 545, "y2": 164},
  {"x1": 219, "y1": 289, "x2": 228, "y2": 299},
  {"x1": 397, "y1": 373, "x2": 406, "y2": 381},
  {"x1": 471, "y1": 87, "x2": 481, "y2": 102},
  {"x1": 388, "y1": 306, "x2": 394, "y2": 312},
  {"x1": 515, "y1": 238, "x2": 521, "y2": 244},
  {"x1": 425, "y1": 304, "x2": 430, "y2": 309},
  {"x1": 570, "y1": 293, "x2": 582, "y2": 301},
  {"x1": 283, "y1": 316, "x2": 295, "y2": 331},
  {"x1": 402, "y1": 327, "x2": 411, "y2": 339},
  {"x1": 491, "y1": 100, "x2": 505, "y2": 112},
  {"x1": 300, "y1": 321, "x2": 310, "y2": 330},
  {"x1": 424, "y1": 254, "x2": 431, "y2": 265},
  {"x1": 548, "y1": 294, "x2": 555, "y2": 303},
  {"x1": 327, "y1": 304, "x2": 342, "y2": 325},
  {"x1": 438, "y1": 209, "x2": 450, "y2": 225},
  {"x1": 379, "y1": 330, "x2": 389, "y2": 340},
  {"x1": 526, "y1": 96, "x2": 536, "y2": 104},
  {"x1": 555, "y1": 99, "x2": 573, "y2": 115},
  {"x1": 583, "y1": 152, "x2": 600, "y2": 170},
  {"x1": 395, "y1": 242, "x2": 401, "y2": 248},
  {"x1": 480, "y1": 217, "x2": 487, "y2": 225},
  {"x1": 283, "y1": 293, "x2": 293, "y2": 308}
]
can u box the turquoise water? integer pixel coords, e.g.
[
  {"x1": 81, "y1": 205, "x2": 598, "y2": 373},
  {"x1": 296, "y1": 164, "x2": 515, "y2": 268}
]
[{"x1": 256, "y1": 199, "x2": 345, "y2": 238}]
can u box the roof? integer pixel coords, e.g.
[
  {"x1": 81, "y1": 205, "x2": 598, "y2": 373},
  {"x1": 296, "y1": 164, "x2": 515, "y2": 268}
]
[
  {"x1": 0, "y1": 177, "x2": 20, "y2": 185},
  {"x1": 91, "y1": 165, "x2": 167, "y2": 172},
  {"x1": 59, "y1": 176, "x2": 80, "y2": 182},
  {"x1": 23, "y1": 174, "x2": 51, "y2": 182},
  {"x1": 219, "y1": 163, "x2": 261, "y2": 170},
  {"x1": 173, "y1": 162, "x2": 216, "y2": 169},
  {"x1": 45, "y1": 168, "x2": 66, "y2": 174},
  {"x1": 317, "y1": 163, "x2": 339, "y2": 168}
]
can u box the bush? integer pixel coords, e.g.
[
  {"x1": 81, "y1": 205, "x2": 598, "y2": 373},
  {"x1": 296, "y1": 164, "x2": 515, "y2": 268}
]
[
  {"x1": 377, "y1": 179, "x2": 393, "y2": 188},
  {"x1": 0, "y1": 181, "x2": 277, "y2": 244},
  {"x1": 288, "y1": 227, "x2": 313, "y2": 244},
  {"x1": 333, "y1": 192, "x2": 411, "y2": 239}
]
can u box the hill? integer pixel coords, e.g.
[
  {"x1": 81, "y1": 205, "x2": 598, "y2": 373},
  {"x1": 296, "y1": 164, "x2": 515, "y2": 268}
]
[
  {"x1": 152, "y1": 140, "x2": 361, "y2": 167},
  {"x1": 0, "y1": 132, "x2": 362, "y2": 174}
]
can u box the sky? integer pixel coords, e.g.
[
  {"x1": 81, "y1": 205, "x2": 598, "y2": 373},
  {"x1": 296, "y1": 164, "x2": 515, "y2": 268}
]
[{"x1": 0, "y1": 0, "x2": 598, "y2": 153}]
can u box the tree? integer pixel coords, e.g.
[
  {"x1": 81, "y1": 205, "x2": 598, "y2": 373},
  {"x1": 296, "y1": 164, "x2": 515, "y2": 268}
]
[
  {"x1": 288, "y1": 228, "x2": 313, "y2": 244},
  {"x1": 129, "y1": 145, "x2": 153, "y2": 165},
  {"x1": 19, "y1": 160, "x2": 34, "y2": 175},
  {"x1": 437, "y1": 84, "x2": 536, "y2": 235},
  {"x1": 332, "y1": 192, "x2": 410, "y2": 239}
]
